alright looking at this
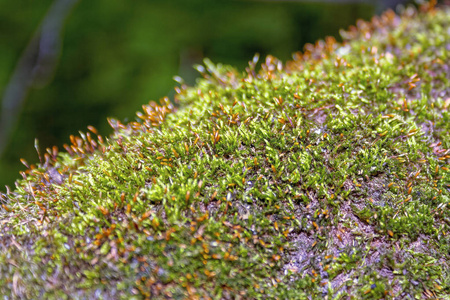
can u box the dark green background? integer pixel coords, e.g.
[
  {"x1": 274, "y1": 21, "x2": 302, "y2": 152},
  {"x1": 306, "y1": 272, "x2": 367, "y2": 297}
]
[{"x1": 1, "y1": 0, "x2": 406, "y2": 190}]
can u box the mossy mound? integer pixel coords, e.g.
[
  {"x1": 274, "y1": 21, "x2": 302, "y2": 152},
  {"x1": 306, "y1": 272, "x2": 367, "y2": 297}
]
[{"x1": 1, "y1": 3, "x2": 449, "y2": 299}]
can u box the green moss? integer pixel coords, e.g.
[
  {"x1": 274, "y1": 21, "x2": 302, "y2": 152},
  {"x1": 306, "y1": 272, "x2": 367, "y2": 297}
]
[{"x1": 1, "y1": 3, "x2": 449, "y2": 299}]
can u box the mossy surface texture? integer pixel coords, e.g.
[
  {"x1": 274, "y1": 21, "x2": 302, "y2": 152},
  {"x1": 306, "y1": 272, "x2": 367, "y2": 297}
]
[{"x1": 1, "y1": 4, "x2": 449, "y2": 300}]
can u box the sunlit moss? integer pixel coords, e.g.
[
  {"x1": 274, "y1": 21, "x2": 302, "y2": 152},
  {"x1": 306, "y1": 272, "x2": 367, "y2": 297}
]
[{"x1": 1, "y1": 2, "x2": 449, "y2": 299}]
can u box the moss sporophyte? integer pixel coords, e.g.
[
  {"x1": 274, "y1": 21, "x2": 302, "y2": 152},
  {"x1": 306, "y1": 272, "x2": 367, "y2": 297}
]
[{"x1": 1, "y1": 2, "x2": 449, "y2": 299}]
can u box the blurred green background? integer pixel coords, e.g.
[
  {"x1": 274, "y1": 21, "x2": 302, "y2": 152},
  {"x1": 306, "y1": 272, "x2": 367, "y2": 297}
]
[{"x1": 0, "y1": 0, "x2": 412, "y2": 190}]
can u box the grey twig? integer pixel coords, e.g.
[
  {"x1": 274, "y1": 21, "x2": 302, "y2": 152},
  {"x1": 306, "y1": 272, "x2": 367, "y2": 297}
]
[{"x1": 0, "y1": 0, "x2": 80, "y2": 157}]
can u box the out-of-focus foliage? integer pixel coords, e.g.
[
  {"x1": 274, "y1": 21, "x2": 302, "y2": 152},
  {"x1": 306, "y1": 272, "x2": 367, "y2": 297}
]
[{"x1": 0, "y1": 0, "x2": 375, "y2": 189}]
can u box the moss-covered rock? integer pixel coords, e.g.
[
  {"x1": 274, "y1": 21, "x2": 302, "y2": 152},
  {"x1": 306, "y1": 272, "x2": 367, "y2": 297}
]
[{"x1": 1, "y1": 3, "x2": 449, "y2": 299}]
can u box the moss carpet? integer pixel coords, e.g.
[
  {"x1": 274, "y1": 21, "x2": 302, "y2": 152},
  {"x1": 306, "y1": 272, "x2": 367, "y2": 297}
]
[{"x1": 1, "y1": 2, "x2": 449, "y2": 299}]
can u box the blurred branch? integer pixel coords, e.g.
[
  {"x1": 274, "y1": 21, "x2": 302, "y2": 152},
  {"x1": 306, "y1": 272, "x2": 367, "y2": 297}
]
[{"x1": 0, "y1": 0, "x2": 80, "y2": 157}]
